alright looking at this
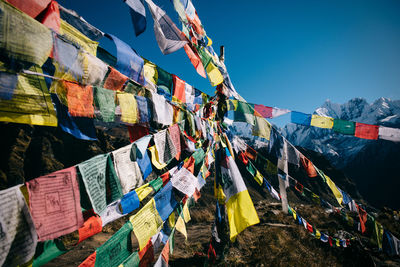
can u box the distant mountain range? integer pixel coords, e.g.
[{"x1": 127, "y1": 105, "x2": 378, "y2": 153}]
[{"x1": 282, "y1": 97, "x2": 400, "y2": 209}]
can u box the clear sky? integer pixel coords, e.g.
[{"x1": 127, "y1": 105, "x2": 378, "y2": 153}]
[{"x1": 58, "y1": 0, "x2": 400, "y2": 125}]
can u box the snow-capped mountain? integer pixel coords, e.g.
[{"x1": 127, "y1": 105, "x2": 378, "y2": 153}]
[{"x1": 282, "y1": 97, "x2": 400, "y2": 208}]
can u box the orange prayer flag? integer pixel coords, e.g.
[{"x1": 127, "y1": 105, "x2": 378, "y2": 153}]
[
  {"x1": 78, "y1": 215, "x2": 102, "y2": 243},
  {"x1": 300, "y1": 154, "x2": 317, "y2": 178},
  {"x1": 103, "y1": 67, "x2": 129, "y2": 91},
  {"x1": 65, "y1": 81, "x2": 94, "y2": 117},
  {"x1": 162, "y1": 240, "x2": 170, "y2": 263}
]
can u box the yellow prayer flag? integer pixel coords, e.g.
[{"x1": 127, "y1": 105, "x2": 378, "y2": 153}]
[
  {"x1": 143, "y1": 60, "x2": 158, "y2": 85},
  {"x1": 291, "y1": 207, "x2": 297, "y2": 220},
  {"x1": 254, "y1": 171, "x2": 263, "y2": 186},
  {"x1": 60, "y1": 20, "x2": 98, "y2": 56},
  {"x1": 175, "y1": 216, "x2": 187, "y2": 240},
  {"x1": 206, "y1": 62, "x2": 223, "y2": 86},
  {"x1": 336, "y1": 239, "x2": 340, "y2": 247},
  {"x1": 0, "y1": 65, "x2": 57, "y2": 126},
  {"x1": 226, "y1": 190, "x2": 260, "y2": 241},
  {"x1": 325, "y1": 175, "x2": 343, "y2": 206},
  {"x1": 117, "y1": 92, "x2": 139, "y2": 124},
  {"x1": 168, "y1": 212, "x2": 175, "y2": 228},
  {"x1": 130, "y1": 199, "x2": 163, "y2": 250},
  {"x1": 206, "y1": 36, "x2": 213, "y2": 47},
  {"x1": 182, "y1": 202, "x2": 191, "y2": 223},
  {"x1": 148, "y1": 145, "x2": 168, "y2": 170},
  {"x1": 315, "y1": 230, "x2": 321, "y2": 239},
  {"x1": 252, "y1": 116, "x2": 271, "y2": 140},
  {"x1": 135, "y1": 184, "x2": 153, "y2": 201},
  {"x1": 310, "y1": 115, "x2": 334, "y2": 129}
]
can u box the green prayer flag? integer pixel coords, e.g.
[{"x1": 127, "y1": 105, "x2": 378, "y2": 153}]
[
  {"x1": 95, "y1": 222, "x2": 133, "y2": 267},
  {"x1": 234, "y1": 101, "x2": 255, "y2": 125},
  {"x1": 156, "y1": 66, "x2": 172, "y2": 95},
  {"x1": 246, "y1": 162, "x2": 256, "y2": 176},
  {"x1": 106, "y1": 154, "x2": 124, "y2": 203},
  {"x1": 124, "y1": 82, "x2": 145, "y2": 96},
  {"x1": 94, "y1": 86, "x2": 116, "y2": 122},
  {"x1": 169, "y1": 228, "x2": 175, "y2": 254},
  {"x1": 149, "y1": 177, "x2": 163, "y2": 192},
  {"x1": 33, "y1": 240, "x2": 68, "y2": 267},
  {"x1": 78, "y1": 154, "x2": 110, "y2": 214},
  {"x1": 119, "y1": 252, "x2": 139, "y2": 267},
  {"x1": 333, "y1": 119, "x2": 355, "y2": 135},
  {"x1": 197, "y1": 46, "x2": 212, "y2": 68},
  {"x1": 192, "y1": 149, "x2": 206, "y2": 175}
]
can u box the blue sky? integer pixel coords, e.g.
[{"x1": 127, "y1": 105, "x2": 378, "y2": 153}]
[{"x1": 58, "y1": 0, "x2": 400, "y2": 126}]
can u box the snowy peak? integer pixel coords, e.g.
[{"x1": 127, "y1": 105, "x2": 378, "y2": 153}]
[{"x1": 314, "y1": 97, "x2": 400, "y2": 126}]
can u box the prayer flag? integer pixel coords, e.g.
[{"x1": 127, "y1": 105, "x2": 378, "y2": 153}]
[
  {"x1": 78, "y1": 215, "x2": 102, "y2": 244},
  {"x1": 132, "y1": 135, "x2": 153, "y2": 180},
  {"x1": 0, "y1": 1, "x2": 53, "y2": 67},
  {"x1": 120, "y1": 190, "x2": 140, "y2": 214},
  {"x1": 59, "y1": 19, "x2": 98, "y2": 56},
  {"x1": 206, "y1": 62, "x2": 223, "y2": 86},
  {"x1": 26, "y1": 167, "x2": 84, "y2": 241},
  {"x1": 113, "y1": 143, "x2": 144, "y2": 194},
  {"x1": 135, "y1": 183, "x2": 153, "y2": 201},
  {"x1": 172, "y1": 75, "x2": 186, "y2": 103},
  {"x1": 0, "y1": 185, "x2": 37, "y2": 267},
  {"x1": 78, "y1": 154, "x2": 120, "y2": 214},
  {"x1": 151, "y1": 92, "x2": 173, "y2": 126},
  {"x1": 0, "y1": 70, "x2": 18, "y2": 100},
  {"x1": 333, "y1": 119, "x2": 355, "y2": 135},
  {"x1": 154, "y1": 182, "x2": 178, "y2": 221},
  {"x1": 6, "y1": 0, "x2": 51, "y2": 18},
  {"x1": 355, "y1": 122, "x2": 379, "y2": 140},
  {"x1": 65, "y1": 81, "x2": 94, "y2": 118},
  {"x1": 125, "y1": 0, "x2": 147, "y2": 36},
  {"x1": 94, "y1": 86, "x2": 116, "y2": 122},
  {"x1": 254, "y1": 104, "x2": 272, "y2": 118},
  {"x1": 378, "y1": 126, "x2": 400, "y2": 142},
  {"x1": 252, "y1": 116, "x2": 271, "y2": 140},
  {"x1": 156, "y1": 66, "x2": 172, "y2": 97},
  {"x1": 310, "y1": 114, "x2": 334, "y2": 129},
  {"x1": 107, "y1": 34, "x2": 145, "y2": 85},
  {"x1": 0, "y1": 65, "x2": 57, "y2": 126},
  {"x1": 154, "y1": 129, "x2": 177, "y2": 164},
  {"x1": 117, "y1": 92, "x2": 139, "y2": 124},
  {"x1": 39, "y1": 0, "x2": 60, "y2": 33},
  {"x1": 183, "y1": 43, "x2": 206, "y2": 78},
  {"x1": 291, "y1": 111, "x2": 311, "y2": 126},
  {"x1": 300, "y1": 154, "x2": 317, "y2": 178},
  {"x1": 103, "y1": 67, "x2": 129, "y2": 91},
  {"x1": 130, "y1": 198, "x2": 163, "y2": 250},
  {"x1": 95, "y1": 222, "x2": 133, "y2": 267},
  {"x1": 219, "y1": 151, "x2": 259, "y2": 241},
  {"x1": 171, "y1": 167, "x2": 198, "y2": 197},
  {"x1": 146, "y1": 0, "x2": 187, "y2": 54},
  {"x1": 59, "y1": 6, "x2": 103, "y2": 41}
]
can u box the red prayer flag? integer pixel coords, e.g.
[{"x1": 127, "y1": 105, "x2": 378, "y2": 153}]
[
  {"x1": 6, "y1": 0, "x2": 51, "y2": 18},
  {"x1": 128, "y1": 125, "x2": 149, "y2": 143},
  {"x1": 254, "y1": 104, "x2": 273, "y2": 118},
  {"x1": 184, "y1": 43, "x2": 206, "y2": 78},
  {"x1": 65, "y1": 81, "x2": 94, "y2": 117},
  {"x1": 300, "y1": 154, "x2": 317, "y2": 178},
  {"x1": 139, "y1": 239, "x2": 154, "y2": 267},
  {"x1": 79, "y1": 251, "x2": 96, "y2": 267},
  {"x1": 78, "y1": 215, "x2": 102, "y2": 243},
  {"x1": 161, "y1": 171, "x2": 170, "y2": 186},
  {"x1": 38, "y1": 0, "x2": 60, "y2": 33},
  {"x1": 245, "y1": 147, "x2": 257, "y2": 161},
  {"x1": 354, "y1": 122, "x2": 379, "y2": 140},
  {"x1": 172, "y1": 75, "x2": 186, "y2": 103},
  {"x1": 103, "y1": 67, "x2": 129, "y2": 91},
  {"x1": 306, "y1": 222, "x2": 313, "y2": 233}
]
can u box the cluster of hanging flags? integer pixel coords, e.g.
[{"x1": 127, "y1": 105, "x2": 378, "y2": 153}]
[
  {"x1": 0, "y1": 0, "x2": 399, "y2": 266},
  {"x1": 227, "y1": 100, "x2": 400, "y2": 142}
]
